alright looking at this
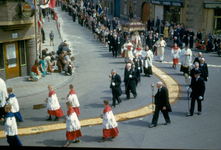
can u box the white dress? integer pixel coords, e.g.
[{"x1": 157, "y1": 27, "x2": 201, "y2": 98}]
[
  {"x1": 180, "y1": 48, "x2": 192, "y2": 67},
  {"x1": 0, "y1": 78, "x2": 8, "y2": 108}
]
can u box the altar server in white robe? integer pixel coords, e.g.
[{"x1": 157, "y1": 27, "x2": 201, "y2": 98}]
[
  {"x1": 63, "y1": 101, "x2": 82, "y2": 147},
  {"x1": 45, "y1": 85, "x2": 64, "y2": 121},
  {"x1": 134, "y1": 44, "x2": 143, "y2": 59},
  {"x1": 171, "y1": 43, "x2": 181, "y2": 70},
  {"x1": 5, "y1": 88, "x2": 23, "y2": 125},
  {"x1": 99, "y1": 99, "x2": 119, "y2": 143},
  {"x1": 1, "y1": 104, "x2": 22, "y2": 146},
  {"x1": 180, "y1": 46, "x2": 192, "y2": 75},
  {"x1": 122, "y1": 39, "x2": 134, "y2": 63},
  {"x1": 0, "y1": 77, "x2": 8, "y2": 120},
  {"x1": 66, "y1": 84, "x2": 80, "y2": 117},
  {"x1": 142, "y1": 45, "x2": 154, "y2": 77},
  {"x1": 154, "y1": 37, "x2": 167, "y2": 62}
]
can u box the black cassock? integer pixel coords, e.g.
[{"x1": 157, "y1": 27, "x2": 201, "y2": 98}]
[
  {"x1": 189, "y1": 31, "x2": 195, "y2": 48},
  {"x1": 189, "y1": 77, "x2": 205, "y2": 115},
  {"x1": 110, "y1": 73, "x2": 122, "y2": 107},
  {"x1": 151, "y1": 86, "x2": 172, "y2": 125},
  {"x1": 124, "y1": 68, "x2": 137, "y2": 99},
  {"x1": 133, "y1": 58, "x2": 142, "y2": 84},
  {"x1": 184, "y1": 30, "x2": 189, "y2": 47},
  {"x1": 72, "y1": 11, "x2": 76, "y2": 22}
]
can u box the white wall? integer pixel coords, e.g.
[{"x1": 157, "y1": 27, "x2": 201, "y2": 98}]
[{"x1": 154, "y1": 5, "x2": 163, "y2": 21}]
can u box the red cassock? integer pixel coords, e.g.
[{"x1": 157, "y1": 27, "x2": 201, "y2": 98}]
[
  {"x1": 102, "y1": 105, "x2": 119, "y2": 138},
  {"x1": 66, "y1": 108, "x2": 82, "y2": 140},
  {"x1": 173, "y1": 58, "x2": 179, "y2": 65},
  {"x1": 47, "y1": 90, "x2": 64, "y2": 117}
]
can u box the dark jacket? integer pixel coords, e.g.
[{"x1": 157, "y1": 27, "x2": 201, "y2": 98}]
[
  {"x1": 146, "y1": 36, "x2": 154, "y2": 48},
  {"x1": 154, "y1": 86, "x2": 172, "y2": 112},
  {"x1": 110, "y1": 73, "x2": 122, "y2": 96},
  {"x1": 190, "y1": 77, "x2": 205, "y2": 100},
  {"x1": 199, "y1": 63, "x2": 208, "y2": 82},
  {"x1": 124, "y1": 67, "x2": 137, "y2": 92}
]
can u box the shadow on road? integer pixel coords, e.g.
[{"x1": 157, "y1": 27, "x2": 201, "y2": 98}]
[
  {"x1": 84, "y1": 103, "x2": 104, "y2": 108},
  {"x1": 36, "y1": 139, "x2": 65, "y2": 147}
]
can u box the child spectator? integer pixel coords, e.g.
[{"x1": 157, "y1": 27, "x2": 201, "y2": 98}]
[
  {"x1": 66, "y1": 84, "x2": 80, "y2": 117},
  {"x1": 1, "y1": 104, "x2": 22, "y2": 146},
  {"x1": 6, "y1": 88, "x2": 23, "y2": 125},
  {"x1": 45, "y1": 85, "x2": 64, "y2": 121},
  {"x1": 62, "y1": 101, "x2": 82, "y2": 147},
  {"x1": 99, "y1": 99, "x2": 119, "y2": 143},
  {"x1": 67, "y1": 61, "x2": 73, "y2": 76}
]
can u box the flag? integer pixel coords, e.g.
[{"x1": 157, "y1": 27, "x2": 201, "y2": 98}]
[
  {"x1": 38, "y1": 21, "x2": 42, "y2": 28},
  {"x1": 49, "y1": 0, "x2": 56, "y2": 8},
  {"x1": 98, "y1": 3, "x2": 103, "y2": 15}
]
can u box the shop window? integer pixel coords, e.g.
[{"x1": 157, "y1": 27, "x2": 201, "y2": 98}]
[
  {"x1": 19, "y1": 41, "x2": 26, "y2": 65},
  {"x1": 0, "y1": 43, "x2": 4, "y2": 69}
]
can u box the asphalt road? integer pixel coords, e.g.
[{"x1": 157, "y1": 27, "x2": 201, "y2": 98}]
[{"x1": 0, "y1": 7, "x2": 221, "y2": 149}]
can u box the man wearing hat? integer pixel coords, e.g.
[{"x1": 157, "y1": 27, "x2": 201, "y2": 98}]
[{"x1": 186, "y1": 70, "x2": 205, "y2": 116}]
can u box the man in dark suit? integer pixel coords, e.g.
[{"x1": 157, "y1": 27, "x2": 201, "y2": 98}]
[
  {"x1": 189, "y1": 28, "x2": 195, "y2": 48},
  {"x1": 133, "y1": 54, "x2": 142, "y2": 85},
  {"x1": 72, "y1": 8, "x2": 76, "y2": 22},
  {"x1": 107, "y1": 19, "x2": 111, "y2": 31},
  {"x1": 146, "y1": 33, "x2": 154, "y2": 51},
  {"x1": 183, "y1": 28, "x2": 189, "y2": 47},
  {"x1": 179, "y1": 25, "x2": 185, "y2": 42},
  {"x1": 150, "y1": 18, "x2": 154, "y2": 31},
  {"x1": 199, "y1": 58, "x2": 208, "y2": 82},
  {"x1": 196, "y1": 29, "x2": 202, "y2": 42},
  {"x1": 155, "y1": 16, "x2": 160, "y2": 33},
  {"x1": 108, "y1": 30, "x2": 113, "y2": 52},
  {"x1": 111, "y1": 34, "x2": 118, "y2": 57},
  {"x1": 193, "y1": 52, "x2": 202, "y2": 65},
  {"x1": 124, "y1": 63, "x2": 137, "y2": 100},
  {"x1": 147, "y1": 17, "x2": 151, "y2": 31},
  {"x1": 187, "y1": 70, "x2": 205, "y2": 116},
  {"x1": 206, "y1": 37, "x2": 213, "y2": 52},
  {"x1": 213, "y1": 37, "x2": 220, "y2": 52},
  {"x1": 117, "y1": 32, "x2": 124, "y2": 56},
  {"x1": 110, "y1": 69, "x2": 122, "y2": 108},
  {"x1": 149, "y1": 81, "x2": 172, "y2": 128},
  {"x1": 190, "y1": 62, "x2": 200, "y2": 80}
]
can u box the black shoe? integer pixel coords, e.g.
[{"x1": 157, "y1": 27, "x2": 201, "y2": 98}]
[
  {"x1": 149, "y1": 124, "x2": 157, "y2": 128},
  {"x1": 197, "y1": 111, "x2": 202, "y2": 115},
  {"x1": 164, "y1": 121, "x2": 171, "y2": 125},
  {"x1": 46, "y1": 117, "x2": 52, "y2": 121},
  {"x1": 54, "y1": 117, "x2": 60, "y2": 121},
  {"x1": 186, "y1": 113, "x2": 193, "y2": 117},
  {"x1": 134, "y1": 94, "x2": 137, "y2": 99}
]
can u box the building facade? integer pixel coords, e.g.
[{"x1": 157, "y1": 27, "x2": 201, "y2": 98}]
[{"x1": 0, "y1": 0, "x2": 38, "y2": 81}]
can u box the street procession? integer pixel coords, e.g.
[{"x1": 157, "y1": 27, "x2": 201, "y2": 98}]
[{"x1": 0, "y1": 0, "x2": 220, "y2": 148}]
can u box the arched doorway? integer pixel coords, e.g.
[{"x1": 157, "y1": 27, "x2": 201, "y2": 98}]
[{"x1": 142, "y1": 2, "x2": 149, "y2": 23}]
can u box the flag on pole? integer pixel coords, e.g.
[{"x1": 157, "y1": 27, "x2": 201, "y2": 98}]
[
  {"x1": 39, "y1": 0, "x2": 56, "y2": 9},
  {"x1": 98, "y1": 2, "x2": 103, "y2": 15}
]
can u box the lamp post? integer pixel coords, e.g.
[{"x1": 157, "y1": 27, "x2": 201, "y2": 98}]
[{"x1": 149, "y1": 83, "x2": 155, "y2": 112}]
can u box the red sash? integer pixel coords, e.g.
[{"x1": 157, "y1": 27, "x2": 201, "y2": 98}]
[{"x1": 49, "y1": 90, "x2": 56, "y2": 97}]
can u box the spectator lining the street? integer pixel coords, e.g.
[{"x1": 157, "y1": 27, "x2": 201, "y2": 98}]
[
  {"x1": 49, "y1": 30, "x2": 54, "y2": 46},
  {"x1": 28, "y1": 60, "x2": 43, "y2": 81},
  {"x1": 40, "y1": 55, "x2": 46, "y2": 77}
]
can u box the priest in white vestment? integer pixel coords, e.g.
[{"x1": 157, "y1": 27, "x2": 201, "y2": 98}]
[
  {"x1": 0, "y1": 77, "x2": 8, "y2": 120},
  {"x1": 154, "y1": 37, "x2": 167, "y2": 62},
  {"x1": 141, "y1": 45, "x2": 154, "y2": 77},
  {"x1": 121, "y1": 39, "x2": 134, "y2": 62},
  {"x1": 180, "y1": 46, "x2": 192, "y2": 75}
]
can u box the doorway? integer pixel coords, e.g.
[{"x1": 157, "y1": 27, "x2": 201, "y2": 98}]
[
  {"x1": 142, "y1": 2, "x2": 149, "y2": 23},
  {"x1": 4, "y1": 42, "x2": 20, "y2": 79}
]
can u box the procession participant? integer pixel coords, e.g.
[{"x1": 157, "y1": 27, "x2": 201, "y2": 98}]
[
  {"x1": 72, "y1": 8, "x2": 76, "y2": 22},
  {"x1": 45, "y1": 85, "x2": 64, "y2": 121},
  {"x1": 146, "y1": 33, "x2": 154, "y2": 51},
  {"x1": 190, "y1": 62, "x2": 200, "y2": 84},
  {"x1": 0, "y1": 77, "x2": 8, "y2": 120},
  {"x1": 1, "y1": 104, "x2": 22, "y2": 146},
  {"x1": 110, "y1": 70, "x2": 122, "y2": 108},
  {"x1": 66, "y1": 84, "x2": 80, "y2": 117},
  {"x1": 133, "y1": 54, "x2": 142, "y2": 84},
  {"x1": 173, "y1": 36, "x2": 182, "y2": 48},
  {"x1": 122, "y1": 39, "x2": 134, "y2": 62},
  {"x1": 124, "y1": 63, "x2": 137, "y2": 100},
  {"x1": 142, "y1": 45, "x2": 154, "y2": 77},
  {"x1": 133, "y1": 44, "x2": 143, "y2": 58},
  {"x1": 189, "y1": 28, "x2": 195, "y2": 48},
  {"x1": 108, "y1": 30, "x2": 113, "y2": 52},
  {"x1": 154, "y1": 36, "x2": 167, "y2": 62},
  {"x1": 117, "y1": 32, "x2": 124, "y2": 56},
  {"x1": 186, "y1": 70, "x2": 205, "y2": 116},
  {"x1": 193, "y1": 52, "x2": 202, "y2": 65},
  {"x1": 180, "y1": 46, "x2": 192, "y2": 75},
  {"x1": 111, "y1": 34, "x2": 118, "y2": 57},
  {"x1": 104, "y1": 28, "x2": 109, "y2": 47},
  {"x1": 62, "y1": 101, "x2": 82, "y2": 147},
  {"x1": 206, "y1": 37, "x2": 213, "y2": 52},
  {"x1": 153, "y1": 33, "x2": 159, "y2": 55},
  {"x1": 171, "y1": 43, "x2": 181, "y2": 70},
  {"x1": 140, "y1": 32, "x2": 146, "y2": 47},
  {"x1": 149, "y1": 81, "x2": 172, "y2": 128},
  {"x1": 213, "y1": 37, "x2": 220, "y2": 52},
  {"x1": 5, "y1": 88, "x2": 23, "y2": 125},
  {"x1": 131, "y1": 31, "x2": 141, "y2": 49},
  {"x1": 199, "y1": 58, "x2": 209, "y2": 82},
  {"x1": 99, "y1": 100, "x2": 119, "y2": 143}
]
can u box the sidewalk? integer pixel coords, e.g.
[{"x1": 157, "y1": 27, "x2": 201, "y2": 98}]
[{"x1": 5, "y1": 16, "x2": 74, "y2": 98}]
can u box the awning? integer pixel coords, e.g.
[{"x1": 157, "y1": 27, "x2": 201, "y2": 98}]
[
  {"x1": 151, "y1": 0, "x2": 184, "y2": 7},
  {"x1": 204, "y1": 1, "x2": 221, "y2": 9}
]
